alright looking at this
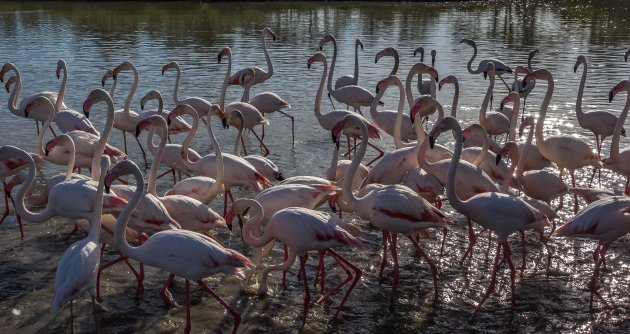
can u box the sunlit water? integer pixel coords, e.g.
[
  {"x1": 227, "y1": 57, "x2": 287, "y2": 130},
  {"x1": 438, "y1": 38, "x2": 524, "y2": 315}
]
[{"x1": 1, "y1": 1, "x2": 630, "y2": 333}]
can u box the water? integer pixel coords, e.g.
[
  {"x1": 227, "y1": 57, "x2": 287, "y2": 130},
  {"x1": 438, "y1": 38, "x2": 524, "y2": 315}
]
[{"x1": 1, "y1": 1, "x2": 630, "y2": 332}]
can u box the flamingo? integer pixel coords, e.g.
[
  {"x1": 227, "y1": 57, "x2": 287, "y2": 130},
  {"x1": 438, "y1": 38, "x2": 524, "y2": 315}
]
[
  {"x1": 105, "y1": 159, "x2": 253, "y2": 334},
  {"x1": 460, "y1": 38, "x2": 513, "y2": 91},
  {"x1": 332, "y1": 113, "x2": 448, "y2": 298},
  {"x1": 320, "y1": 35, "x2": 380, "y2": 114},
  {"x1": 229, "y1": 110, "x2": 284, "y2": 181},
  {"x1": 429, "y1": 116, "x2": 548, "y2": 320},
  {"x1": 478, "y1": 63, "x2": 511, "y2": 138},
  {"x1": 439, "y1": 75, "x2": 459, "y2": 118},
  {"x1": 53, "y1": 59, "x2": 100, "y2": 135},
  {"x1": 136, "y1": 114, "x2": 226, "y2": 234},
  {"x1": 602, "y1": 80, "x2": 630, "y2": 194},
  {"x1": 375, "y1": 47, "x2": 400, "y2": 76},
  {"x1": 524, "y1": 68, "x2": 602, "y2": 213},
  {"x1": 574, "y1": 55, "x2": 626, "y2": 159},
  {"x1": 497, "y1": 115, "x2": 569, "y2": 207},
  {"x1": 51, "y1": 156, "x2": 110, "y2": 333},
  {"x1": 335, "y1": 38, "x2": 364, "y2": 89},
  {"x1": 307, "y1": 52, "x2": 383, "y2": 165},
  {"x1": 461, "y1": 123, "x2": 512, "y2": 186},
  {"x1": 161, "y1": 61, "x2": 220, "y2": 124},
  {"x1": 555, "y1": 196, "x2": 630, "y2": 309},
  {"x1": 0, "y1": 63, "x2": 59, "y2": 136},
  {"x1": 226, "y1": 199, "x2": 362, "y2": 328},
  {"x1": 511, "y1": 49, "x2": 539, "y2": 116},
  {"x1": 413, "y1": 47, "x2": 436, "y2": 95},
  {"x1": 101, "y1": 69, "x2": 117, "y2": 97},
  {"x1": 218, "y1": 48, "x2": 271, "y2": 157},
  {"x1": 139, "y1": 89, "x2": 193, "y2": 135},
  {"x1": 247, "y1": 89, "x2": 292, "y2": 147},
  {"x1": 414, "y1": 96, "x2": 499, "y2": 264},
  {"x1": 110, "y1": 61, "x2": 150, "y2": 167},
  {"x1": 404, "y1": 62, "x2": 437, "y2": 119},
  {"x1": 228, "y1": 27, "x2": 276, "y2": 87}
]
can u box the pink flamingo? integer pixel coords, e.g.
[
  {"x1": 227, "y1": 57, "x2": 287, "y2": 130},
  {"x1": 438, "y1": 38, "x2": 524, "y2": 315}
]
[
  {"x1": 106, "y1": 159, "x2": 253, "y2": 334},
  {"x1": 333, "y1": 113, "x2": 448, "y2": 298},
  {"x1": 439, "y1": 75, "x2": 459, "y2": 118},
  {"x1": 375, "y1": 47, "x2": 400, "y2": 76},
  {"x1": 307, "y1": 52, "x2": 383, "y2": 165},
  {"x1": 478, "y1": 63, "x2": 511, "y2": 138},
  {"x1": 53, "y1": 59, "x2": 99, "y2": 135},
  {"x1": 51, "y1": 156, "x2": 110, "y2": 333},
  {"x1": 511, "y1": 49, "x2": 539, "y2": 117},
  {"x1": 461, "y1": 123, "x2": 513, "y2": 186},
  {"x1": 555, "y1": 196, "x2": 630, "y2": 309},
  {"x1": 139, "y1": 89, "x2": 193, "y2": 135},
  {"x1": 602, "y1": 80, "x2": 630, "y2": 194},
  {"x1": 429, "y1": 116, "x2": 548, "y2": 320},
  {"x1": 161, "y1": 61, "x2": 218, "y2": 125},
  {"x1": 226, "y1": 199, "x2": 362, "y2": 328},
  {"x1": 524, "y1": 68, "x2": 602, "y2": 213},
  {"x1": 228, "y1": 27, "x2": 276, "y2": 87},
  {"x1": 460, "y1": 38, "x2": 513, "y2": 91},
  {"x1": 413, "y1": 47, "x2": 436, "y2": 95}
]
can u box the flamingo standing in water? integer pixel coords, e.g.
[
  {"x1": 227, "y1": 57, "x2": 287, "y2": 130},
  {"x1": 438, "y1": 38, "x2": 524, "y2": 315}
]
[
  {"x1": 229, "y1": 27, "x2": 276, "y2": 87},
  {"x1": 53, "y1": 59, "x2": 100, "y2": 135},
  {"x1": 106, "y1": 159, "x2": 253, "y2": 334},
  {"x1": 511, "y1": 49, "x2": 539, "y2": 117},
  {"x1": 332, "y1": 113, "x2": 448, "y2": 298},
  {"x1": 602, "y1": 80, "x2": 630, "y2": 194},
  {"x1": 524, "y1": 69, "x2": 602, "y2": 213},
  {"x1": 460, "y1": 38, "x2": 513, "y2": 91},
  {"x1": 51, "y1": 156, "x2": 110, "y2": 333},
  {"x1": 555, "y1": 196, "x2": 630, "y2": 309},
  {"x1": 413, "y1": 47, "x2": 436, "y2": 95},
  {"x1": 429, "y1": 116, "x2": 548, "y2": 321},
  {"x1": 140, "y1": 88, "x2": 193, "y2": 135},
  {"x1": 226, "y1": 198, "x2": 362, "y2": 328},
  {"x1": 307, "y1": 52, "x2": 383, "y2": 165}
]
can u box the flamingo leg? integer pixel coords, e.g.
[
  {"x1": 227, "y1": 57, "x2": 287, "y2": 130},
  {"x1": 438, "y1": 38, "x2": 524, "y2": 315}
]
[
  {"x1": 240, "y1": 135, "x2": 248, "y2": 156},
  {"x1": 313, "y1": 249, "x2": 326, "y2": 291},
  {"x1": 155, "y1": 168, "x2": 176, "y2": 181},
  {"x1": 485, "y1": 229, "x2": 492, "y2": 259},
  {"x1": 298, "y1": 254, "x2": 311, "y2": 328},
  {"x1": 408, "y1": 235, "x2": 439, "y2": 296},
  {"x1": 0, "y1": 182, "x2": 9, "y2": 225},
  {"x1": 183, "y1": 279, "x2": 192, "y2": 334},
  {"x1": 470, "y1": 241, "x2": 502, "y2": 321},
  {"x1": 261, "y1": 124, "x2": 265, "y2": 142},
  {"x1": 439, "y1": 227, "x2": 448, "y2": 257},
  {"x1": 133, "y1": 135, "x2": 149, "y2": 169},
  {"x1": 540, "y1": 230, "x2": 553, "y2": 274},
  {"x1": 625, "y1": 177, "x2": 630, "y2": 196},
  {"x1": 122, "y1": 130, "x2": 128, "y2": 158},
  {"x1": 92, "y1": 296, "x2": 99, "y2": 334},
  {"x1": 7, "y1": 193, "x2": 24, "y2": 239},
  {"x1": 571, "y1": 172, "x2": 578, "y2": 214},
  {"x1": 63, "y1": 223, "x2": 79, "y2": 241},
  {"x1": 588, "y1": 242, "x2": 612, "y2": 310},
  {"x1": 328, "y1": 92, "x2": 336, "y2": 110},
  {"x1": 327, "y1": 249, "x2": 361, "y2": 319},
  {"x1": 251, "y1": 128, "x2": 270, "y2": 157},
  {"x1": 160, "y1": 273, "x2": 177, "y2": 306},
  {"x1": 70, "y1": 300, "x2": 74, "y2": 334},
  {"x1": 519, "y1": 230, "x2": 527, "y2": 278},
  {"x1": 278, "y1": 110, "x2": 295, "y2": 147},
  {"x1": 502, "y1": 241, "x2": 516, "y2": 303},
  {"x1": 366, "y1": 141, "x2": 384, "y2": 166},
  {"x1": 389, "y1": 233, "x2": 400, "y2": 299},
  {"x1": 521, "y1": 96, "x2": 527, "y2": 121},
  {"x1": 460, "y1": 217, "x2": 477, "y2": 266},
  {"x1": 282, "y1": 243, "x2": 289, "y2": 288},
  {"x1": 379, "y1": 231, "x2": 389, "y2": 280},
  {"x1": 497, "y1": 74, "x2": 512, "y2": 92}
]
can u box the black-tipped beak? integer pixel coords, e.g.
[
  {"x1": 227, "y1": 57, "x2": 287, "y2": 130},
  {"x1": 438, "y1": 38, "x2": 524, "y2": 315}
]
[
  {"x1": 376, "y1": 87, "x2": 380, "y2": 94},
  {"x1": 167, "y1": 116, "x2": 172, "y2": 126},
  {"x1": 135, "y1": 125, "x2": 141, "y2": 137},
  {"x1": 609, "y1": 91, "x2": 614, "y2": 103},
  {"x1": 483, "y1": 72, "x2": 488, "y2": 80},
  {"x1": 217, "y1": 54, "x2": 222, "y2": 64},
  {"x1": 105, "y1": 185, "x2": 110, "y2": 194},
  {"x1": 500, "y1": 101, "x2": 505, "y2": 111},
  {"x1": 495, "y1": 154, "x2": 503, "y2": 166},
  {"x1": 25, "y1": 108, "x2": 30, "y2": 118},
  {"x1": 429, "y1": 135, "x2": 435, "y2": 149},
  {"x1": 435, "y1": 76, "x2": 439, "y2": 83},
  {"x1": 221, "y1": 117, "x2": 228, "y2": 129},
  {"x1": 161, "y1": 69, "x2": 166, "y2": 75},
  {"x1": 573, "y1": 65, "x2": 577, "y2": 73},
  {"x1": 56, "y1": 74, "x2": 60, "y2": 79},
  {"x1": 307, "y1": 63, "x2": 311, "y2": 69},
  {"x1": 101, "y1": 80, "x2": 105, "y2": 87},
  {"x1": 319, "y1": 46, "x2": 323, "y2": 51},
  {"x1": 45, "y1": 149, "x2": 49, "y2": 157}
]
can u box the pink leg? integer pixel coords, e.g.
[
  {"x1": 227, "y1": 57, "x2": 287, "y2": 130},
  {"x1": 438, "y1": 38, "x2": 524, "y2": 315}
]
[
  {"x1": 502, "y1": 241, "x2": 516, "y2": 303},
  {"x1": 439, "y1": 227, "x2": 448, "y2": 257},
  {"x1": 520, "y1": 231, "x2": 527, "y2": 277},
  {"x1": 160, "y1": 273, "x2": 177, "y2": 306},
  {"x1": 0, "y1": 182, "x2": 9, "y2": 225},
  {"x1": 8, "y1": 194, "x2": 24, "y2": 239},
  {"x1": 379, "y1": 231, "x2": 390, "y2": 280},
  {"x1": 470, "y1": 241, "x2": 502, "y2": 321},
  {"x1": 571, "y1": 172, "x2": 578, "y2": 214},
  {"x1": 366, "y1": 141, "x2": 384, "y2": 166},
  {"x1": 460, "y1": 217, "x2": 477, "y2": 266},
  {"x1": 319, "y1": 249, "x2": 362, "y2": 319},
  {"x1": 278, "y1": 110, "x2": 295, "y2": 147},
  {"x1": 588, "y1": 242, "x2": 612, "y2": 310},
  {"x1": 63, "y1": 223, "x2": 79, "y2": 241},
  {"x1": 122, "y1": 131, "x2": 128, "y2": 158},
  {"x1": 282, "y1": 243, "x2": 289, "y2": 288},
  {"x1": 134, "y1": 135, "x2": 148, "y2": 169},
  {"x1": 313, "y1": 250, "x2": 326, "y2": 291},
  {"x1": 240, "y1": 136, "x2": 248, "y2": 156},
  {"x1": 184, "y1": 279, "x2": 191, "y2": 334},
  {"x1": 408, "y1": 236, "x2": 439, "y2": 296},
  {"x1": 251, "y1": 128, "x2": 270, "y2": 157},
  {"x1": 389, "y1": 233, "x2": 400, "y2": 299},
  {"x1": 485, "y1": 230, "x2": 492, "y2": 259},
  {"x1": 625, "y1": 177, "x2": 630, "y2": 196},
  {"x1": 198, "y1": 280, "x2": 241, "y2": 334},
  {"x1": 298, "y1": 254, "x2": 311, "y2": 328}
]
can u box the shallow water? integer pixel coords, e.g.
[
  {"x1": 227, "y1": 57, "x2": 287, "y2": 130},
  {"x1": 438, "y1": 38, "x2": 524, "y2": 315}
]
[{"x1": 1, "y1": 1, "x2": 630, "y2": 333}]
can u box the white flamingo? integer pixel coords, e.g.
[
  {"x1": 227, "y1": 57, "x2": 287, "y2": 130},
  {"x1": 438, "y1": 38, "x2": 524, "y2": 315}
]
[{"x1": 229, "y1": 27, "x2": 276, "y2": 87}]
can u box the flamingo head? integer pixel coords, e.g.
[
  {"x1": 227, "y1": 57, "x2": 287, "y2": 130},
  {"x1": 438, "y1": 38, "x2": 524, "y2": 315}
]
[
  {"x1": 514, "y1": 65, "x2": 530, "y2": 76},
  {"x1": 217, "y1": 47, "x2": 231, "y2": 63},
  {"x1": 375, "y1": 47, "x2": 397, "y2": 64},
  {"x1": 263, "y1": 27, "x2": 276, "y2": 41},
  {"x1": 319, "y1": 34, "x2": 335, "y2": 51},
  {"x1": 496, "y1": 141, "x2": 518, "y2": 166},
  {"x1": 529, "y1": 48, "x2": 540, "y2": 59},
  {"x1": 225, "y1": 199, "x2": 251, "y2": 232},
  {"x1": 413, "y1": 47, "x2": 424, "y2": 62},
  {"x1": 0, "y1": 63, "x2": 15, "y2": 82},
  {"x1": 105, "y1": 160, "x2": 137, "y2": 194},
  {"x1": 25, "y1": 96, "x2": 52, "y2": 118},
  {"x1": 307, "y1": 53, "x2": 325, "y2": 69},
  {"x1": 438, "y1": 75, "x2": 456, "y2": 91},
  {"x1": 375, "y1": 76, "x2": 399, "y2": 94},
  {"x1": 519, "y1": 115, "x2": 536, "y2": 137},
  {"x1": 574, "y1": 55, "x2": 586, "y2": 73},
  {"x1": 499, "y1": 92, "x2": 518, "y2": 111},
  {"x1": 56, "y1": 60, "x2": 65, "y2": 79},
  {"x1": 410, "y1": 95, "x2": 439, "y2": 124},
  {"x1": 161, "y1": 61, "x2": 178, "y2": 75},
  {"x1": 168, "y1": 104, "x2": 192, "y2": 126},
  {"x1": 135, "y1": 115, "x2": 165, "y2": 138},
  {"x1": 609, "y1": 80, "x2": 630, "y2": 103},
  {"x1": 483, "y1": 62, "x2": 495, "y2": 80},
  {"x1": 429, "y1": 116, "x2": 459, "y2": 149},
  {"x1": 112, "y1": 61, "x2": 135, "y2": 80},
  {"x1": 459, "y1": 38, "x2": 475, "y2": 47},
  {"x1": 101, "y1": 69, "x2": 114, "y2": 87},
  {"x1": 140, "y1": 90, "x2": 160, "y2": 111},
  {"x1": 83, "y1": 89, "x2": 110, "y2": 118},
  {"x1": 5, "y1": 173, "x2": 25, "y2": 196},
  {"x1": 4, "y1": 75, "x2": 16, "y2": 93},
  {"x1": 44, "y1": 134, "x2": 73, "y2": 157},
  {"x1": 356, "y1": 39, "x2": 363, "y2": 51}
]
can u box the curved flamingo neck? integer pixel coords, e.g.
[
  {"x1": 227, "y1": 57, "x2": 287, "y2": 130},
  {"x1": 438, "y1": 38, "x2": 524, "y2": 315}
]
[
  {"x1": 444, "y1": 118, "x2": 469, "y2": 214},
  {"x1": 450, "y1": 81, "x2": 459, "y2": 118},
  {"x1": 390, "y1": 79, "x2": 406, "y2": 150},
  {"x1": 466, "y1": 43, "x2": 480, "y2": 74},
  {"x1": 232, "y1": 113, "x2": 245, "y2": 155},
  {"x1": 327, "y1": 143, "x2": 340, "y2": 181},
  {"x1": 416, "y1": 101, "x2": 444, "y2": 173},
  {"x1": 91, "y1": 95, "x2": 116, "y2": 181},
  {"x1": 241, "y1": 199, "x2": 273, "y2": 248},
  {"x1": 88, "y1": 158, "x2": 108, "y2": 243},
  {"x1": 56, "y1": 62, "x2": 67, "y2": 112},
  {"x1": 508, "y1": 95, "x2": 520, "y2": 142},
  {"x1": 179, "y1": 107, "x2": 200, "y2": 164},
  {"x1": 36, "y1": 101, "x2": 55, "y2": 157},
  {"x1": 500, "y1": 146, "x2": 518, "y2": 194},
  {"x1": 326, "y1": 38, "x2": 338, "y2": 95},
  {"x1": 479, "y1": 71, "x2": 495, "y2": 125},
  {"x1": 352, "y1": 40, "x2": 360, "y2": 85},
  {"x1": 341, "y1": 118, "x2": 368, "y2": 208},
  {"x1": 527, "y1": 52, "x2": 536, "y2": 72},
  {"x1": 204, "y1": 113, "x2": 224, "y2": 202},
  {"x1": 64, "y1": 137, "x2": 77, "y2": 181},
  {"x1": 575, "y1": 62, "x2": 587, "y2": 120},
  {"x1": 261, "y1": 31, "x2": 273, "y2": 82},
  {"x1": 7, "y1": 66, "x2": 21, "y2": 115},
  {"x1": 534, "y1": 73, "x2": 554, "y2": 156},
  {"x1": 172, "y1": 64, "x2": 182, "y2": 104},
  {"x1": 391, "y1": 52, "x2": 400, "y2": 76},
  {"x1": 219, "y1": 53, "x2": 231, "y2": 110},
  {"x1": 470, "y1": 125, "x2": 488, "y2": 167},
  {"x1": 516, "y1": 122, "x2": 535, "y2": 180},
  {"x1": 405, "y1": 64, "x2": 420, "y2": 108},
  {"x1": 14, "y1": 148, "x2": 55, "y2": 223},
  {"x1": 114, "y1": 164, "x2": 146, "y2": 261},
  {"x1": 610, "y1": 87, "x2": 630, "y2": 163},
  {"x1": 314, "y1": 59, "x2": 328, "y2": 124},
  {"x1": 122, "y1": 67, "x2": 139, "y2": 120},
  {"x1": 147, "y1": 119, "x2": 168, "y2": 196}
]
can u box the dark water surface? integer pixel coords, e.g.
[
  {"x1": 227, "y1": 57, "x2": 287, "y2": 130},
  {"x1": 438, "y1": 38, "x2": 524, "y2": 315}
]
[{"x1": 1, "y1": 1, "x2": 630, "y2": 333}]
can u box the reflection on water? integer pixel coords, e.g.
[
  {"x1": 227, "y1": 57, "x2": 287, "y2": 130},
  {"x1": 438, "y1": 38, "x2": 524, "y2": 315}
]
[{"x1": 1, "y1": 1, "x2": 630, "y2": 333}]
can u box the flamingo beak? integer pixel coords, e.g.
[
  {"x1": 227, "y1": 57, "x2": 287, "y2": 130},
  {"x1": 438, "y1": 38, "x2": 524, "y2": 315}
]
[
  {"x1": 496, "y1": 153, "x2": 503, "y2": 166},
  {"x1": 221, "y1": 117, "x2": 228, "y2": 129},
  {"x1": 429, "y1": 135, "x2": 435, "y2": 149},
  {"x1": 225, "y1": 209, "x2": 234, "y2": 231},
  {"x1": 328, "y1": 195, "x2": 337, "y2": 213},
  {"x1": 83, "y1": 98, "x2": 93, "y2": 118},
  {"x1": 483, "y1": 72, "x2": 488, "y2": 80}
]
